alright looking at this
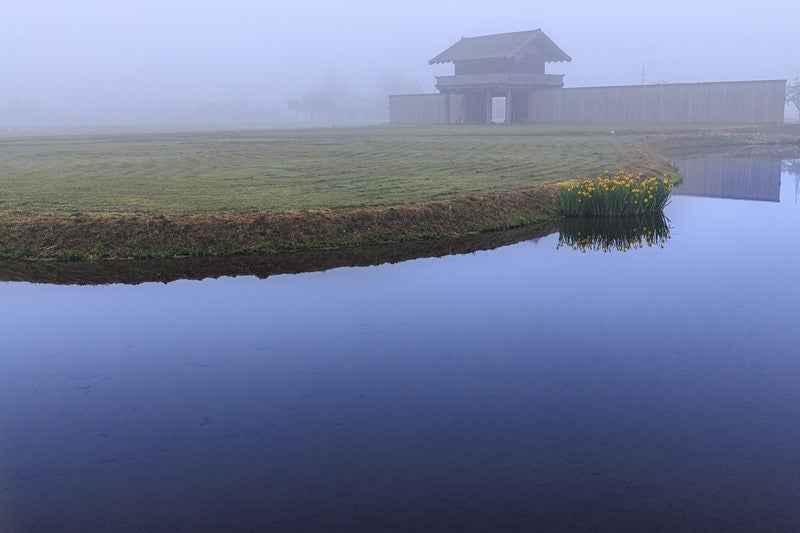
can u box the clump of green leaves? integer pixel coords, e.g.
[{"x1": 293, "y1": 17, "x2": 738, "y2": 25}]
[{"x1": 558, "y1": 171, "x2": 673, "y2": 217}]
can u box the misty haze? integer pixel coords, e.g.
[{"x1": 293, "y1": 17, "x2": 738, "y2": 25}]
[
  {"x1": 1, "y1": 1, "x2": 800, "y2": 532},
  {"x1": 1, "y1": 0, "x2": 799, "y2": 131}
]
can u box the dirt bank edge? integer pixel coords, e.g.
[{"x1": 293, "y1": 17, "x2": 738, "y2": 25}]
[{"x1": 0, "y1": 185, "x2": 561, "y2": 260}]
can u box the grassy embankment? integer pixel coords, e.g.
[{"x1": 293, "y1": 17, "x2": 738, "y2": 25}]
[{"x1": 1, "y1": 124, "x2": 797, "y2": 260}]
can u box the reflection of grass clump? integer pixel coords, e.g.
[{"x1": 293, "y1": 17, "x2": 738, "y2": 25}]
[
  {"x1": 558, "y1": 171, "x2": 673, "y2": 216},
  {"x1": 557, "y1": 214, "x2": 671, "y2": 253}
]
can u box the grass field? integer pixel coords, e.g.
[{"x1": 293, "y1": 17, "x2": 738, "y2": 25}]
[
  {"x1": 0, "y1": 125, "x2": 673, "y2": 216},
  {"x1": 1, "y1": 123, "x2": 797, "y2": 259}
]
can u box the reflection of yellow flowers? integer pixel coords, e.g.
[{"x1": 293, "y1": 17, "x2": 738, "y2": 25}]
[
  {"x1": 557, "y1": 171, "x2": 674, "y2": 217},
  {"x1": 557, "y1": 214, "x2": 671, "y2": 253}
]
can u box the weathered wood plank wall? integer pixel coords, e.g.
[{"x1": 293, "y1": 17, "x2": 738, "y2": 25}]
[
  {"x1": 531, "y1": 80, "x2": 786, "y2": 124},
  {"x1": 389, "y1": 94, "x2": 464, "y2": 124}
]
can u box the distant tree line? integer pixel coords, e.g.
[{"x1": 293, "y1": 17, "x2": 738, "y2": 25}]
[{"x1": 288, "y1": 72, "x2": 422, "y2": 123}]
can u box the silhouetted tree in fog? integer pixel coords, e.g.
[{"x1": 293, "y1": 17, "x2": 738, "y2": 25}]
[
  {"x1": 288, "y1": 91, "x2": 335, "y2": 121},
  {"x1": 288, "y1": 71, "x2": 423, "y2": 123},
  {"x1": 375, "y1": 72, "x2": 424, "y2": 97},
  {"x1": 782, "y1": 159, "x2": 800, "y2": 204},
  {"x1": 287, "y1": 71, "x2": 367, "y2": 123},
  {"x1": 787, "y1": 78, "x2": 800, "y2": 119}
]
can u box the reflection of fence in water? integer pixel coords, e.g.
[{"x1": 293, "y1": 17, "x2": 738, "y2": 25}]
[
  {"x1": 557, "y1": 214, "x2": 671, "y2": 253},
  {"x1": 672, "y1": 158, "x2": 782, "y2": 202}
]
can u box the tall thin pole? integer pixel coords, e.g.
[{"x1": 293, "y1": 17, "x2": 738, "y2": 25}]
[{"x1": 641, "y1": 63, "x2": 646, "y2": 86}]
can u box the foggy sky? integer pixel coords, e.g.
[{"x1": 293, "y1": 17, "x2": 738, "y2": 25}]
[{"x1": 2, "y1": 0, "x2": 798, "y2": 128}]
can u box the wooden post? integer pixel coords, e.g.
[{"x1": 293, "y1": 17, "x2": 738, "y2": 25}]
[
  {"x1": 528, "y1": 90, "x2": 535, "y2": 123},
  {"x1": 486, "y1": 91, "x2": 493, "y2": 124},
  {"x1": 505, "y1": 90, "x2": 513, "y2": 123}
]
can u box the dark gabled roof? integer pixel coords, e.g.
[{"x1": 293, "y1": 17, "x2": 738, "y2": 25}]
[{"x1": 429, "y1": 29, "x2": 571, "y2": 65}]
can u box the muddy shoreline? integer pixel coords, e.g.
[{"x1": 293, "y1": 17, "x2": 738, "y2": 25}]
[
  {"x1": 0, "y1": 185, "x2": 560, "y2": 261},
  {"x1": 0, "y1": 222, "x2": 557, "y2": 285}
]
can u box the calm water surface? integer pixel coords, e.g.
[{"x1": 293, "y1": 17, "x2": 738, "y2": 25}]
[{"x1": 1, "y1": 159, "x2": 799, "y2": 532}]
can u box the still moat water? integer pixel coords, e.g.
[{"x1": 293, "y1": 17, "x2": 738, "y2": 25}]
[{"x1": 1, "y1": 158, "x2": 799, "y2": 532}]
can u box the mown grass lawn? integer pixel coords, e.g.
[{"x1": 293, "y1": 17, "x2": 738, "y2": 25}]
[{"x1": 0, "y1": 125, "x2": 675, "y2": 216}]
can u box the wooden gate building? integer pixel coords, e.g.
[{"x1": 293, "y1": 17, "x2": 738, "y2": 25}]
[
  {"x1": 428, "y1": 29, "x2": 571, "y2": 124},
  {"x1": 389, "y1": 28, "x2": 786, "y2": 125}
]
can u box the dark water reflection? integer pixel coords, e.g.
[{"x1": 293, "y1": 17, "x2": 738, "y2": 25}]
[
  {"x1": 1, "y1": 160, "x2": 799, "y2": 532},
  {"x1": 557, "y1": 214, "x2": 670, "y2": 253}
]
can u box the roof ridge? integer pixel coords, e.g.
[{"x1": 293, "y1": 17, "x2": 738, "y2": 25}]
[
  {"x1": 461, "y1": 28, "x2": 541, "y2": 41},
  {"x1": 511, "y1": 30, "x2": 544, "y2": 56},
  {"x1": 428, "y1": 29, "x2": 570, "y2": 65}
]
